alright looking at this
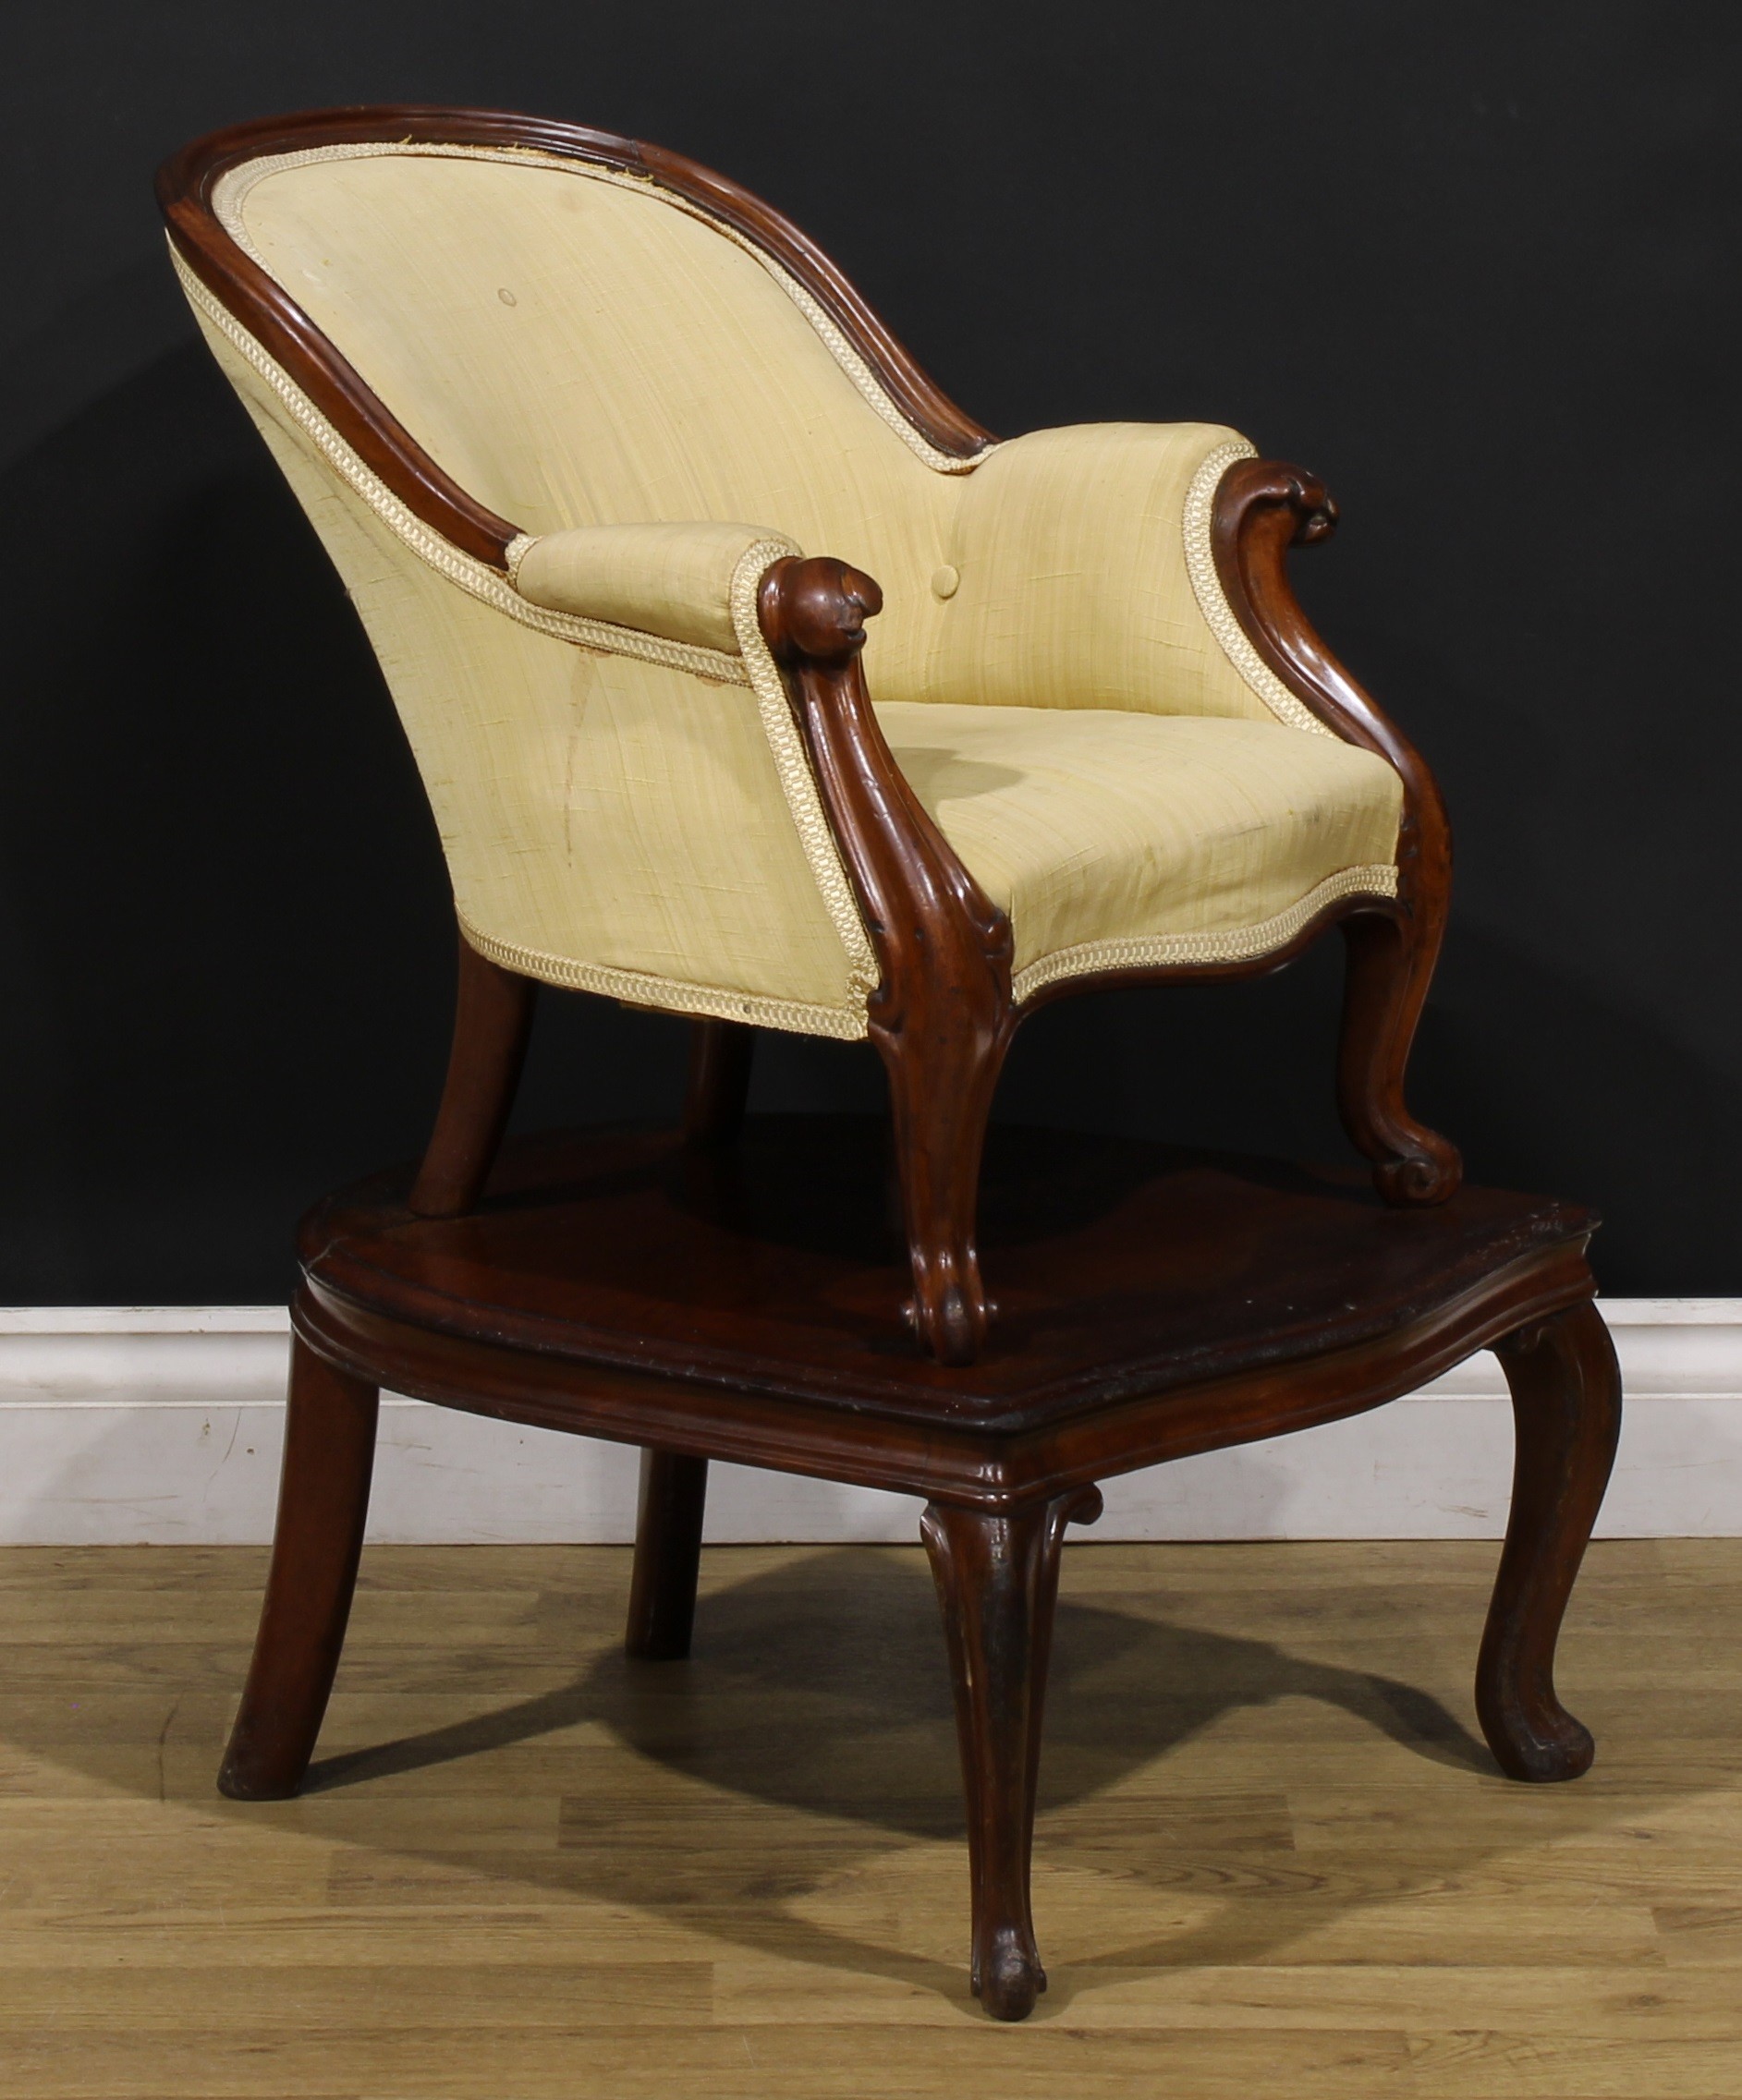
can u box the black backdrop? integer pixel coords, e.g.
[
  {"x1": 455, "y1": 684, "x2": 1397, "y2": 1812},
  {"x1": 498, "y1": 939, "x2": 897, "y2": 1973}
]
[{"x1": 2, "y1": 3, "x2": 1736, "y2": 1303}]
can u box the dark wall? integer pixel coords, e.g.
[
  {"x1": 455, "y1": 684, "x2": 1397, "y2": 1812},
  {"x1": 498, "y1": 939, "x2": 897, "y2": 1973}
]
[{"x1": 2, "y1": 3, "x2": 1736, "y2": 1301}]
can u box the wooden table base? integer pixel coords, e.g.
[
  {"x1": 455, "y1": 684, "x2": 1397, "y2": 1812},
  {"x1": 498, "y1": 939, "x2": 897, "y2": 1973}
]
[{"x1": 218, "y1": 1119, "x2": 1621, "y2": 2021}]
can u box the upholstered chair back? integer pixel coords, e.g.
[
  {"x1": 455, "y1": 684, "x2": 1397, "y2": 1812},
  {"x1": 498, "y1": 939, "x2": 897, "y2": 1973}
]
[
  {"x1": 200, "y1": 142, "x2": 1287, "y2": 719},
  {"x1": 211, "y1": 145, "x2": 963, "y2": 697}
]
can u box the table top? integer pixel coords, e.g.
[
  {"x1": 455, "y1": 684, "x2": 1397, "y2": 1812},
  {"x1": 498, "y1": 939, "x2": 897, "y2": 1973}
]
[{"x1": 299, "y1": 1118, "x2": 1599, "y2": 1434}]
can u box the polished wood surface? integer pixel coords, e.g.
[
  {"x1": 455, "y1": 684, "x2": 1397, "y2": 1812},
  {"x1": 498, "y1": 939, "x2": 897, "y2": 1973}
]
[
  {"x1": 299, "y1": 1118, "x2": 1594, "y2": 1442},
  {"x1": 2, "y1": 1538, "x2": 1734, "y2": 2093}
]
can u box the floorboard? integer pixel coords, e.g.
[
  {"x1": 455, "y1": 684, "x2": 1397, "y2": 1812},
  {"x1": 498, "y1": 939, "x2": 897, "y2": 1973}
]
[{"x1": 0, "y1": 1538, "x2": 1736, "y2": 2096}]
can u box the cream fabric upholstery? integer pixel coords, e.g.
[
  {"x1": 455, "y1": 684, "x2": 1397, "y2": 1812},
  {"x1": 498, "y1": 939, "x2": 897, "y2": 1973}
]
[
  {"x1": 196, "y1": 318, "x2": 873, "y2": 1034},
  {"x1": 216, "y1": 147, "x2": 955, "y2": 701},
  {"x1": 920, "y1": 424, "x2": 1323, "y2": 730},
  {"x1": 512, "y1": 522, "x2": 781, "y2": 654},
  {"x1": 178, "y1": 140, "x2": 1407, "y2": 1037},
  {"x1": 879, "y1": 705, "x2": 1401, "y2": 999}
]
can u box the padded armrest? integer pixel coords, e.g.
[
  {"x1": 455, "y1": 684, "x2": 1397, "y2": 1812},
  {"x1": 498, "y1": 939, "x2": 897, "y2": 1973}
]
[
  {"x1": 926, "y1": 421, "x2": 1263, "y2": 720},
  {"x1": 511, "y1": 521, "x2": 795, "y2": 654}
]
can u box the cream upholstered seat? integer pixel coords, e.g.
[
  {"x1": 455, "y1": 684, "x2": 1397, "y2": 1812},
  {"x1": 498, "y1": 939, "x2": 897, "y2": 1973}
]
[
  {"x1": 162, "y1": 111, "x2": 1457, "y2": 1362},
  {"x1": 879, "y1": 705, "x2": 1400, "y2": 999}
]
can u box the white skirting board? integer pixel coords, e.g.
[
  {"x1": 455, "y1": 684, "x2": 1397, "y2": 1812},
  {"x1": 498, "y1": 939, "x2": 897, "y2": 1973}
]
[{"x1": 0, "y1": 1301, "x2": 1737, "y2": 1545}]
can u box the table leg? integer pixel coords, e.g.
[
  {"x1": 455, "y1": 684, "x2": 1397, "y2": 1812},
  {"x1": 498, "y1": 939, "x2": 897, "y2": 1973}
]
[
  {"x1": 218, "y1": 1337, "x2": 379, "y2": 1800},
  {"x1": 921, "y1": 1485, "x2": 1102, "y2": 2021},
  {"x1": 1477, "y1": 1299, "x2": 1622, "y2": 1780},
  {"x1": 626, "y1": 1450, "x2": 709, "y2": 1660}
]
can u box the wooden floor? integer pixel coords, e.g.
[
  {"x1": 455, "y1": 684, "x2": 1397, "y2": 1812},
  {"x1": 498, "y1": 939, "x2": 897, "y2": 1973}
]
[{"x1": 1, "y1": 1536, "x2": 1737, "y2": 2097}]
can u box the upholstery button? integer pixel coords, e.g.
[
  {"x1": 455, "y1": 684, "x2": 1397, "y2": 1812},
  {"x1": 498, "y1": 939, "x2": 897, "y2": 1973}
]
[{"x1": 931, "y1": 564, "x2": 960, "y2": 601}]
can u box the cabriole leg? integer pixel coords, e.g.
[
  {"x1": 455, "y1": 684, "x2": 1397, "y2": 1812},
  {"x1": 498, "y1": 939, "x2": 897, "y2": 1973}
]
[
  {"x1": 921, "y1": 1486, "x2": 1102, "y2": 2021},
  {"x1": 626, "y1": 1450, "x2": 709, "y2": 1660},
  {"x1": 1336, "y1": 909, "x2": 1462, "y2": 1206},
  {"x1": 218, "y1": 1337, "x2": 379, "y2": 1801},
  {"x1": 1477, "y1": 1300, "x2": 1622, "y2": 1780}
]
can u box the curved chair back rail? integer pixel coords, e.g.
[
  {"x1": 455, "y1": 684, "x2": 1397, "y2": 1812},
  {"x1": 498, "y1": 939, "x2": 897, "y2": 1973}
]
[{"x1": 158, "y1": 106, "x2": 995, "y2": 574}]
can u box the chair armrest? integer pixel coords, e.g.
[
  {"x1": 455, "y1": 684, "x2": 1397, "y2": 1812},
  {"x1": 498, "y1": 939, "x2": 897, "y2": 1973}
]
[
  {"x1": 941, "y1": 419, "x2": 1441, "y2": 861},
  {"x1": 931, "y1": 421, "x2": 1290, "y2": 723},
  {"x1": 511, "y1": 521, "x2": 796, "y2": 654},
  {"x1": 758, "y1": 554, "x2": 1014, "y2": 1364}
]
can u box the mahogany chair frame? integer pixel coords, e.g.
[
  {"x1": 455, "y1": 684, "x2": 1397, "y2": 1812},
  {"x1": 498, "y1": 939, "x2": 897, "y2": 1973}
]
[{"x1": 160, "y1": 105, "x2": 1459, "y2": 1368}]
